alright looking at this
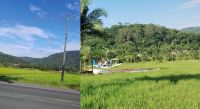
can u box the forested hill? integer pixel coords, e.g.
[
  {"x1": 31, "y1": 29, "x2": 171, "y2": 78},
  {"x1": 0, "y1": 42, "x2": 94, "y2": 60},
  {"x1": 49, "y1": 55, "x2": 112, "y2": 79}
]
[
  {"x1": 0, "y1": 52, "x2": 27, "y2": 66},
  {"x1": 181, "y1": 27, "x2": 200, "y2": 33},
  {"x1": 20, "y1": 50, "x2": 80, "y2": 72},
  {"x1": 0, "y1": 51, "x2": 80, "y2": 72},
  {"x1": 83, "y1": 23, "x2": 200, "y2": 63}
]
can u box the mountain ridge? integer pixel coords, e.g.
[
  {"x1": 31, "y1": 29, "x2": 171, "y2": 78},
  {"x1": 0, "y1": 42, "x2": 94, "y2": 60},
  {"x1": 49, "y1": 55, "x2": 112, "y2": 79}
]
[
  {"x1": 181, "y1": 27, "x2": 200, "y2": 33},
  {"x1": 0, "y1": 50, "x2": 80, "y2": 72}
]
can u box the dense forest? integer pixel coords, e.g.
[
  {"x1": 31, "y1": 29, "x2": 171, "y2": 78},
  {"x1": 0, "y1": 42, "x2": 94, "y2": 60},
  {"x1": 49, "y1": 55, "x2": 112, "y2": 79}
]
[
  {"x1": 0, "y1": 51, "x2": 80, "y2": 72},
  {"x1": 82, "y1": 23, "x2": 200, "y2": 63}
]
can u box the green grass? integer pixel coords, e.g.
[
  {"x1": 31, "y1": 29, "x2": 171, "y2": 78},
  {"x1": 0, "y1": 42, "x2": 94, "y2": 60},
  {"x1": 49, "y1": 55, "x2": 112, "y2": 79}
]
[
  {"x1": 0, "y1": 67, "x2": 80, "y2": 90},
  {"x1": 81, "y1": 60, "x2": 200, "y2": 109}
]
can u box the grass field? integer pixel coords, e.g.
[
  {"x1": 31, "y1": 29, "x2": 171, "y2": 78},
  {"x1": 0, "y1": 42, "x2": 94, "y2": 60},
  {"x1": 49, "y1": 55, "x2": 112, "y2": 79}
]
[
  {"x1": 81, "y1": 60, "x2": 200, "y2": 109},
  {"x1": 0, "y1": 67, "x2": 80, "y2": 90}
]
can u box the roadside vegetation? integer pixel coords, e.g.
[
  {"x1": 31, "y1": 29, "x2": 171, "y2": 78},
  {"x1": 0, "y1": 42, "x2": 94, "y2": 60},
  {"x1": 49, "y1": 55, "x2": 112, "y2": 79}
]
[
  {"x1": 0, "y1": 67, "x2": 80, "y2": 90},
  {"x1": 81, "y1": 60, "x2": 200, "y2": 109}
]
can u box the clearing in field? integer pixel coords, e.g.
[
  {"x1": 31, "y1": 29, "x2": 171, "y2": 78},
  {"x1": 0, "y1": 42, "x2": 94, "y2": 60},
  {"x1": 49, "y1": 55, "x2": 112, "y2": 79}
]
[
  {"x1": 81, "y1": 60, "x2": 200, "y2": 109},
  {"x1": 0, "y1": 67, "x2": 80, "y2": 90}
]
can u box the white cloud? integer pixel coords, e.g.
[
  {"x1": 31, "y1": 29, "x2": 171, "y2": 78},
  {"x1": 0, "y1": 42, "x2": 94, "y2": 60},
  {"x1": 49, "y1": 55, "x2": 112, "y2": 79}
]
[
  {"x1": 0, "y1": 29, "x2": 79, "y2": 58},
  {"x1": 29, "y1": 4, "x2": 48, "y2": 18},
  {"x1": 30, "y1": 4, "x2": 41, "y2": 12},
  {"x1": 65, "y1": 1, "x2": 79, "y2": 10},
  {"x1": 0, "y1": 42, "x2": 62, "y2": 58},
  {"x1": 0, "y1": 22, "x2": 79, "y2": 58},
  {"x1": 0, "y1": 24, "x2": 54, "y2": 41},
  {"x1": 180, "y1": 0, "x2": 200, "y2": 9},
  {"x1": 0, "y1": 40, "x2": 79, "y2": 58}
]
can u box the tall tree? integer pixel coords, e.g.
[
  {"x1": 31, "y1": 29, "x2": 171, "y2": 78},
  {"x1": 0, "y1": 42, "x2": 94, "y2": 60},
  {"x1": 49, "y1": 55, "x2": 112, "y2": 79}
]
[{"x1": 81, "y1": 0, "x2": 107, "y2": 41}]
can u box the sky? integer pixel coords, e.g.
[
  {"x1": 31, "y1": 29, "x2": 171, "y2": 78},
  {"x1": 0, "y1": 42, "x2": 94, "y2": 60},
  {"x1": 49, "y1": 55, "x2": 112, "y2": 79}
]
[
  {"x1": 90, "y1": 0, "x2": 200, "y2": 29},
  {"x1": 0, "y1": 0, "x2": 80, "y2": 58}
]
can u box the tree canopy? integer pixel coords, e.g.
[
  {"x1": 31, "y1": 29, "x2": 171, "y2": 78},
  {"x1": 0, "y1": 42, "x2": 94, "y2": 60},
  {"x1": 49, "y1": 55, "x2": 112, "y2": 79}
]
[
  {"x1": 81, "y1": 0, "x2": 107, "y2": 41},
  {"x1": 83, "y1": 23, "x2": 200, "y2": 63}
]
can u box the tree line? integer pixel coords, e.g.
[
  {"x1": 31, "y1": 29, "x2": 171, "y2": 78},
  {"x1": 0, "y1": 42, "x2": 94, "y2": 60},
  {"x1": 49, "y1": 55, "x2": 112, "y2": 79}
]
[{"x1": 82, "y1": 23, "x2": 200, "y2": 64}]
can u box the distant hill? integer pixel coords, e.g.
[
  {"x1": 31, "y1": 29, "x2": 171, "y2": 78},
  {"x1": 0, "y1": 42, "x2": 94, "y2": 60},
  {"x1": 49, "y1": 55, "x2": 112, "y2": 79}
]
[
  {"x1": 0, "y1": 51, "x2": 80, "y2": 72},
  {"x1": 181, "y1": 27, "x2": 200, "y2": 33},
  {"x1": 0, "y1": 52, "x2": 27, "y2": 66},
  {"x1": 19, "y1": 50, "x2": 80, "y2": 72}
]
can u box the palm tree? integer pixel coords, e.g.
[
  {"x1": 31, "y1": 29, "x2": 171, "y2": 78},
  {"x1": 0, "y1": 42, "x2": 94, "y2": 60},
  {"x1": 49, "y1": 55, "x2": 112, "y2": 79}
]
[
  {"x1": 81, "y1": 0, "x2": 107, "y2": 42},
  {"x1": 81, "y1": 0, "x2": 107, "y2": 72}
]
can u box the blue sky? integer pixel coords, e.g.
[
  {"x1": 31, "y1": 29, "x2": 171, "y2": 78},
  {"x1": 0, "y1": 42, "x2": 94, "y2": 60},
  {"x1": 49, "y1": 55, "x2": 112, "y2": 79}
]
[
  {"x1": 90, "y1": 0, "x2": 200, "y2": 29},
  {"x1": 0, "y1": 0, "x2": 80, "y2": 58}
]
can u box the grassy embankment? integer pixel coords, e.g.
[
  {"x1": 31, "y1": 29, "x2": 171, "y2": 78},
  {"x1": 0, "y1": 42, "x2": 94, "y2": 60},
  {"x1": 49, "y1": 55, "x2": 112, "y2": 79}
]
[
  {"x1": 81, "y1": 60, "x2": 200, "y2": 109},
  {"x1": 0, "y1": 67, "x2": 80, "y2": 90}
]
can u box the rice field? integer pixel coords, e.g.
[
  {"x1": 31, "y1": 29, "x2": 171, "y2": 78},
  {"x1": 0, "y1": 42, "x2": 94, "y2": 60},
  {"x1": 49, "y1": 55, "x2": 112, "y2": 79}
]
[
  {"x1": 81, "y1": 60, "x2": 200, "y2": 109},
  {"x1": 0, "y1": 67, "x2": 80, "y2": 90}
]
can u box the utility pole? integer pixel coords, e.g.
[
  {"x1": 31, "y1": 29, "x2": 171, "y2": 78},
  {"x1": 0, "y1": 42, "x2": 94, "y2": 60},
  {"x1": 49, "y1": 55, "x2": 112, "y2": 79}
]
[{"x1": 61, "y1": 16, "x2": 69, "y2": 82}]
